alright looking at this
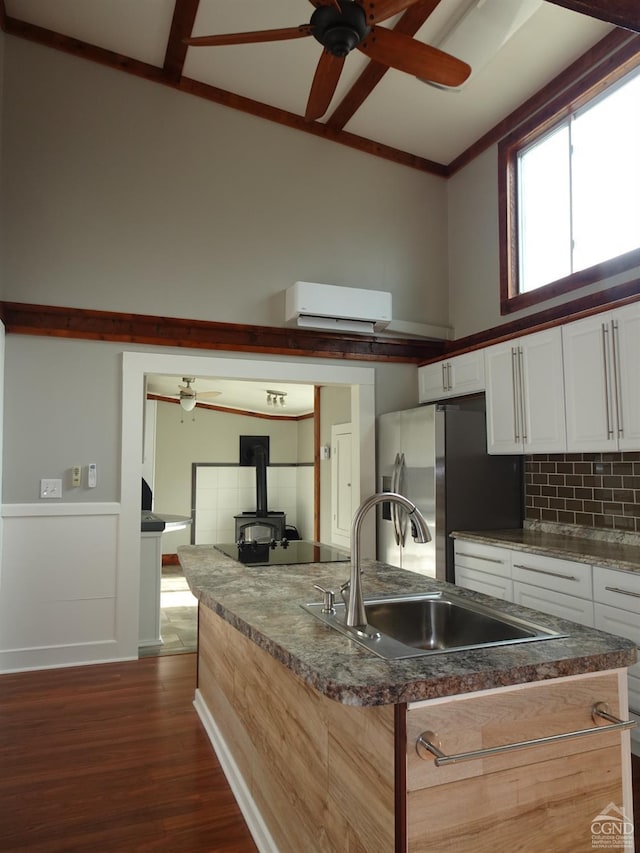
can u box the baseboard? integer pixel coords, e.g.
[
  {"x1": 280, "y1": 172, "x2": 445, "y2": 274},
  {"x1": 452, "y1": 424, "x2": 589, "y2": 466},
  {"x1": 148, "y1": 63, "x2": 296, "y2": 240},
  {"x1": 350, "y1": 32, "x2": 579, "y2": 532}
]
[
  {"x1": 193, "y1": 689, "x2": 278, "y2": 853},
  {"x1": 0, "y1": 642, "x2": 135, "y2": 674}
]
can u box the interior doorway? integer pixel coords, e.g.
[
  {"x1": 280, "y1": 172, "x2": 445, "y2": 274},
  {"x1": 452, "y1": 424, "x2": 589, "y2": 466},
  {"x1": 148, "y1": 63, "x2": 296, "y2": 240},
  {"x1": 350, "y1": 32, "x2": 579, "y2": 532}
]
[{"x1": 120, "y1": 352, "x2": 376, "y2": 661}]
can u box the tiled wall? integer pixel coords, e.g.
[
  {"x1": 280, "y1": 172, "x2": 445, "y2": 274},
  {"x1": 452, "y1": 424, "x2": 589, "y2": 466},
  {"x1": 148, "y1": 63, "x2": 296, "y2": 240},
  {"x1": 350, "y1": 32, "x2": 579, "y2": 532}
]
[
  {"x1": 193, "y1": 464, "x2": 313, "y2": 543},
  {"x1": 525, "y1": 452, "x2": 640, "y2": 532}
]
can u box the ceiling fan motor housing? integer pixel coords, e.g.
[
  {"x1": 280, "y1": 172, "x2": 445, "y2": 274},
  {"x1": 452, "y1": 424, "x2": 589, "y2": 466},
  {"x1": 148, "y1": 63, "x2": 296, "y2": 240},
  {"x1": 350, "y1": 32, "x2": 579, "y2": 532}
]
[{"x1": 310, "y1": 0, "x2": 370, "y2": 57}]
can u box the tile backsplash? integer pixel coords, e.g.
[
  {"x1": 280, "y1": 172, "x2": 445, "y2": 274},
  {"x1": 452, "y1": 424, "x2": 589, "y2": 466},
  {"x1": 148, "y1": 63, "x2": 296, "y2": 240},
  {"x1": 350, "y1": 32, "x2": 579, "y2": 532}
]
[{"x1": 525, "y1": 452, "x2": 640, "y2": 533}]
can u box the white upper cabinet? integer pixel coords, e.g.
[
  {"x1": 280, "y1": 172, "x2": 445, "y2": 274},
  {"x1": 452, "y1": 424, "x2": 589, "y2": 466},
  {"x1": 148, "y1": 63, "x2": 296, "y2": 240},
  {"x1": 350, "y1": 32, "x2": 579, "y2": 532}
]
[
  {"x1": 563, "y1": 302, "x2": 640, "y2": 452},
  {"x1": 485, "y1": 328, "x2": 566, "y2": 455},
  {"x1": 418, "y1": 350, "x2": 484, "y2": 403}
]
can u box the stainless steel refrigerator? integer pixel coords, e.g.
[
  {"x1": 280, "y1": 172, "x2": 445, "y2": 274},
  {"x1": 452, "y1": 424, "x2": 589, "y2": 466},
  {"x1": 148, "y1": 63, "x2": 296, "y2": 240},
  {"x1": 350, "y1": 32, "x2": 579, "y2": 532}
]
[{"x1": 377, "y1": 395, "x2": 523, "y2": 582}]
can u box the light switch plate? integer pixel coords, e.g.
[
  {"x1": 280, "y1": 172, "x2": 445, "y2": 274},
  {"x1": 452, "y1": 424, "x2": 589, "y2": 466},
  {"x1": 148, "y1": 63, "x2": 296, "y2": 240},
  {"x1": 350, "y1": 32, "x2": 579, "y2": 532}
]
[
  {"x1": 87, "y1": 463, "x2": 97, "y2": 488},
  {"x1": 40, "y1": 478, "x2": 62, "y2": 498}
]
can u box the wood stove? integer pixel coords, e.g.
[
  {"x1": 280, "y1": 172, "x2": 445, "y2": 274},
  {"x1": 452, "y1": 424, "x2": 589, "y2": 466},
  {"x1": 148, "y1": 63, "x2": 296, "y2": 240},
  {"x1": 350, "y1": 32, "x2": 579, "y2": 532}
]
[{"x1": 235, "y1": 437, "x2": 286, "y2": 543}]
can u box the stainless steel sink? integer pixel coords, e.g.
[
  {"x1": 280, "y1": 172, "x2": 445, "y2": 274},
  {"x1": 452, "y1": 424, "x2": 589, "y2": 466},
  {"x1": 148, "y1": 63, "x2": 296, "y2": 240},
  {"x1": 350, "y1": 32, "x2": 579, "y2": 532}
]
[{"x1": 301, "y1": 592, "x2": 566, "y2": 660}]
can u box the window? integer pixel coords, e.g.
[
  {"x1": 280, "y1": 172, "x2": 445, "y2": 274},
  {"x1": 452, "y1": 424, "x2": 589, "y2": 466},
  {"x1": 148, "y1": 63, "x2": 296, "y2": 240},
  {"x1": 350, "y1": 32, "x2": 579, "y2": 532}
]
[{"x1": 499, "y1": 48, "x2": 640, "y2": 315}]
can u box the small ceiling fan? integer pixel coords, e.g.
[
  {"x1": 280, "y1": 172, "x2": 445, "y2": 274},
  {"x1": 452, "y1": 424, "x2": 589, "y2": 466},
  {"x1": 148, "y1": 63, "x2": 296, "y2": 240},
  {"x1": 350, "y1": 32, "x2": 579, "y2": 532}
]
[
  {"x1": 184, "y1": 0, "x2": 472, "y2": 120},
  {"x1": 147, "y1": 377, "x2": 221, "y2": 412}
]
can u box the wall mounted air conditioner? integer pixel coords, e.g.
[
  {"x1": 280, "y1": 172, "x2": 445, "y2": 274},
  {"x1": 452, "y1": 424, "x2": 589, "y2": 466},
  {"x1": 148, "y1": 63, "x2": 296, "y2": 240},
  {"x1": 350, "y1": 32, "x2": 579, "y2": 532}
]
[{"x1": 285, "y1": 282, "x2": 392, "y2": 335}]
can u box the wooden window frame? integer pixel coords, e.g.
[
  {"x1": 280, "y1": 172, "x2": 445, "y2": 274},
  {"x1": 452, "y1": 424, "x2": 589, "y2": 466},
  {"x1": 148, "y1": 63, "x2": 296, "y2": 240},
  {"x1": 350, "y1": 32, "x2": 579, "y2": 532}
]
[{"x1": 499, "y1": 46, "x2": 640, "y2": 316}]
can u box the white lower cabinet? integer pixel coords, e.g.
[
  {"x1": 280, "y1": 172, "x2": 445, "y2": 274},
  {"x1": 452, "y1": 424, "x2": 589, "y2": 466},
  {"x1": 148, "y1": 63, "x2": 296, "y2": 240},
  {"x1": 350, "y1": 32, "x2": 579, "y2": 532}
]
[
  {"x1": 513, "y1": 583, "x2": 594, "y2": 627},
  {"x1": 455, "y1": 538, "x2": 640, "y2": 752},
  {"x1": 511, "y1": 552, "x2": 594, "y2": 627},
  {"x1": 454, "y1": 541, "x2": 512, "y2": 600},
  {"x1": 593, "y1": 566, "x2": 640, "y2": 741}
]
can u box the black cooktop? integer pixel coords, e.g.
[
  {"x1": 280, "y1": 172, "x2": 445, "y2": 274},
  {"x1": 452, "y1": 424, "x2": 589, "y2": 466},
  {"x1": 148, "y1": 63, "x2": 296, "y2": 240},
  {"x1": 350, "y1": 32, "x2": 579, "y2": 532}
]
[{"x1": 214, "y1": 540, "x2": 349, "y2": 567}]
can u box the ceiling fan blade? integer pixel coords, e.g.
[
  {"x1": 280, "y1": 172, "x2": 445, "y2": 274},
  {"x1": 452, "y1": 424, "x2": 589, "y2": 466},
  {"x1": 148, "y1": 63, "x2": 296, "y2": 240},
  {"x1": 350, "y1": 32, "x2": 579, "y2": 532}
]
[
  {"x1": 358, "y1": 27, "x2": 471, "y2": 87},
  {"x1": 185, "y1": 25, "x2": 312, "y2": 48},
  {"x1": 357, "y1": 0, "x2": 423, "y2": 25},
  {"x1": 305, "y1": 51, "x2": 345, "y2": 121},
  {"x1": 196, "y1": 391, "x2": 222, "y2": 400},
  {"x1": 308, "y1": 0, "x2": 342, "y2": 9}
]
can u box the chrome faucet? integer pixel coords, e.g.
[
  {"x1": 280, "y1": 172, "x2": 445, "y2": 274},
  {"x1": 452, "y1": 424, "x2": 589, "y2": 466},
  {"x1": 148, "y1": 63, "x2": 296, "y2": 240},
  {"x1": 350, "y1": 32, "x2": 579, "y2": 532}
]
[{"x1": 345, "y1": 492, "x2": 431, "y2": 628}]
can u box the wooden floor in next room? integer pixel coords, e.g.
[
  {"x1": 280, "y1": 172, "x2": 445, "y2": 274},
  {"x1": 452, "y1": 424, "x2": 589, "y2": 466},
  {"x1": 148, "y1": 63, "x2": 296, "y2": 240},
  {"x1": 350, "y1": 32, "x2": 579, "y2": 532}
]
[{"x1": 0, "y1": 652, "x2": 639, "y2": 851}]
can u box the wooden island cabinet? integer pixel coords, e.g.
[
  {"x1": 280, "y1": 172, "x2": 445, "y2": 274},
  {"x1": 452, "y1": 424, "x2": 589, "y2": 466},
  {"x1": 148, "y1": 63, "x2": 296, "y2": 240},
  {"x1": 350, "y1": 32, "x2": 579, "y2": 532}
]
[{"x1": 179, "y1": 545, "x2": 636, "y2": 853}]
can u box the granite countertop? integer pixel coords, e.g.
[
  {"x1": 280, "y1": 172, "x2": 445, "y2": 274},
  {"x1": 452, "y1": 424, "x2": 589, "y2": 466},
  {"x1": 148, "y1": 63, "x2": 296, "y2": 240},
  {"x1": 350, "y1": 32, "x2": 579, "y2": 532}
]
[
  {"x1": 178, "y1": 543, "x2": 636, "y2": 708},
  {"x1": 451, "y1": 522, "x2": 640, "y2": 573}
]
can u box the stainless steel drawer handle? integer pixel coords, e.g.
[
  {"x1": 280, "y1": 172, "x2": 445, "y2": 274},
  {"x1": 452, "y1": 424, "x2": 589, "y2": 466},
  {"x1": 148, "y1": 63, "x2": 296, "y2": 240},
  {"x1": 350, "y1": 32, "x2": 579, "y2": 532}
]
[
  {"x1": 512, "y1": 564, "x2": 577, "y2": 582},
  {"x1": 458, "y1": 553, "x2": 505, "y2": 564},
  {"x1": 415, "y1": 702, "x2": 635, "y2": 766},
  {"x1": 604, "y1": 585, "x2": 640, "y2": 600}
]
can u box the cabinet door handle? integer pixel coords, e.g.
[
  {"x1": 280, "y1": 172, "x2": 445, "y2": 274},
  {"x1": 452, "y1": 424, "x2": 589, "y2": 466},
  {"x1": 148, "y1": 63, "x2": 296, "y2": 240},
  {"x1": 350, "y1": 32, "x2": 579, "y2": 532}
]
[
  {"x1": 415, "y1": 702, "x2": 635, "y2": 766},
  {"x1": 511, "y1": 348, "x2": 520, "y2": 443},
  {"x1": 602, "y1": 323, "x2": 614, "y2": 439},
  {"x1": 446, "y1": 363, "x2": 452, "y2": 392},
  {"x1": 518, "y1": 347, "x2": 527, "y2": 443},
  {"x1": 441, "y1": 363, "x2": 447, "y2": 393},
  {"x1": 611, "y1": 320, "x2": 624, "y2": 438},
  {"x1": 458, "y1": 552, "x2": 505, "y2": 564},
  {"x1": 512, "y1": 564, "x2": 578, "y2": 582},
  {"x1": 604, "y1": 585, "x2": 640, "y2": 600}
]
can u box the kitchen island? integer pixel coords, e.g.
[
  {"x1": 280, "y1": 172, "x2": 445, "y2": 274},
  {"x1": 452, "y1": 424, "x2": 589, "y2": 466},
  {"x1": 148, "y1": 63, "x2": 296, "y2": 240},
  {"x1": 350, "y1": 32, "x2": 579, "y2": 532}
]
[{"x1": 179, "y1": 544, "x2": 637, "y2": 852}]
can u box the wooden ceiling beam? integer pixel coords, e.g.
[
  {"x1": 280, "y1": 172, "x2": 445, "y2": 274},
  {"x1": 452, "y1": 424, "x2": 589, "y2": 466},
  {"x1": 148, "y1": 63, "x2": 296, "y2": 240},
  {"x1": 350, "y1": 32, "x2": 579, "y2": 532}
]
[
  {"x1": 543, "y1": 1, "x2": 640, "y2": 33},
  {"x1": 327, "y1": 0, "x2": 442, "y2": 132},
  {"x1": 1, "y1": 11, "x2": 445, "y2": 175},
  {"x1": 163, "y1": 0, "x2": 201, "y2": 80}
]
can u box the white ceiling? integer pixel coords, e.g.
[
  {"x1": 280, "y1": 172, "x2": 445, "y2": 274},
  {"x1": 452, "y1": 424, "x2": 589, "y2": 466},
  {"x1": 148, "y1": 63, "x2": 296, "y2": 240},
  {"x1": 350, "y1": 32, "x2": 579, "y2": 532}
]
[
  {"x1": 4, "y1": 0, "x2": 614, "y2": 165},
  {"x1": 147, "y1": 374, "x2": 316, "y2": 416}
]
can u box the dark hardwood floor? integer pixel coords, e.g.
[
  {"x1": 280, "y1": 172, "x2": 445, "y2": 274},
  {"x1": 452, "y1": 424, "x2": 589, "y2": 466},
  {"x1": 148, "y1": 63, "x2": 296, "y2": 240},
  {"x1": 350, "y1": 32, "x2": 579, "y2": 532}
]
[
  {"x1": 0, "y1": 654, "x2": 257, "y2": 852},
  {"x1": 1, "y1": 653, "x2": 638, "y2": 851}
]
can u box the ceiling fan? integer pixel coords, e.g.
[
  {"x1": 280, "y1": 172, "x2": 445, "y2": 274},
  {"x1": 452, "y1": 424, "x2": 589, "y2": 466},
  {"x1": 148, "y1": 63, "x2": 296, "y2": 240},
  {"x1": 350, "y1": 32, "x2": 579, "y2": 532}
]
[
  {"x1": 148, "y1": 377, "x2": 222, "y2": 412},
  {"x1": 184, "y1": 0, "x2": 472, "y2": 120}
]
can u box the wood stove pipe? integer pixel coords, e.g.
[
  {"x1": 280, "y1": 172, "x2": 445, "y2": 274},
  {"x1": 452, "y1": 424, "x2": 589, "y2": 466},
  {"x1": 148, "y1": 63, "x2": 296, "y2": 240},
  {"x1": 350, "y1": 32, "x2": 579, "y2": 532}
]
[{"x1": 253, "y1": 443, "x2": 268, "y2": 517}]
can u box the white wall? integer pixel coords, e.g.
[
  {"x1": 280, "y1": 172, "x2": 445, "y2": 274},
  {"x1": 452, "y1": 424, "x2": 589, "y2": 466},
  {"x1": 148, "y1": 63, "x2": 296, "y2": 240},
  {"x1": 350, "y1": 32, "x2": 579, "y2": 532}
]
[
  {"x1": 447, "y1": 146, "x2": 640, "y2": 339},
  {"x1": 1, "y1": 36, "x2": 449, "y2": 331},
  {"x1": 0, "y1": 338, "x2": 386, "y2": 671},
  {"x1": 0, "y1": 32, "x2": 434, "y2": 671},
  {"x1": 154, "y1": 400, "x2": 314, "y2": 552}
]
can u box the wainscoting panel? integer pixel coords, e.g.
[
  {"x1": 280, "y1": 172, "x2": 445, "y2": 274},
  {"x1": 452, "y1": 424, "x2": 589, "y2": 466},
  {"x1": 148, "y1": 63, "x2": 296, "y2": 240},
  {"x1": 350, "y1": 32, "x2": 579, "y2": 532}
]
[{"x1": 0, "y1": 503, "x2": 124, "y2": 672}]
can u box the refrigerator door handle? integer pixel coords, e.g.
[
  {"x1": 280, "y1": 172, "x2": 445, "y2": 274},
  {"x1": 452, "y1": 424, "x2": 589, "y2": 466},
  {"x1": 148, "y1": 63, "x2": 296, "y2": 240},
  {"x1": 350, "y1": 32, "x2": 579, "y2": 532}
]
[
  {"x1": 391, "y1": 453, "x2": 401, "y2": 545},
  {"x1": 397, "y1": 452, "x2": 408, "y2": 547}
]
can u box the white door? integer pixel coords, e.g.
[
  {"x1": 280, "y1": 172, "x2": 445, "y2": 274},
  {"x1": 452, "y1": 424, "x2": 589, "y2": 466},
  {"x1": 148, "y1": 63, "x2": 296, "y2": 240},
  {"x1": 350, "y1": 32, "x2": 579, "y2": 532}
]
[
  {"x1": 418, "y1": 362, "x2": 447, "y2": 402},
  {"x1": 520, "y1": 328, "x2": 566, "y2": 453},
  {"x1": 486, "y1": 330, "x2": 566, "y2": 454},
  {"x1": 613, "y1": 302, "x2": 640, "y2": 450},
  {"x1": 485, "y1": 342, "x2": 522, "y2": 454},
  {"x1": 331, "y1": 422, "x2": 354, "y2": 549},
  {"x1": 563, "y1": 313, "x2": 616, "y2": 452}
]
